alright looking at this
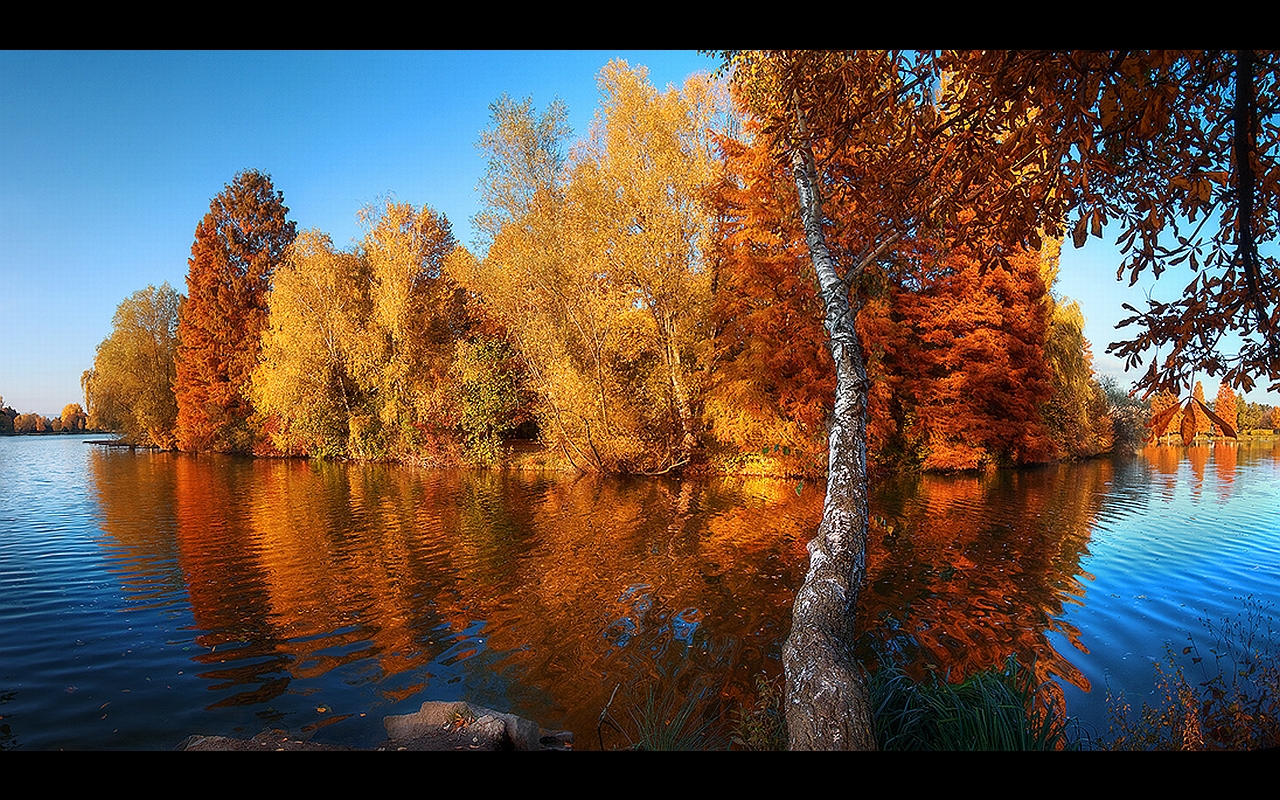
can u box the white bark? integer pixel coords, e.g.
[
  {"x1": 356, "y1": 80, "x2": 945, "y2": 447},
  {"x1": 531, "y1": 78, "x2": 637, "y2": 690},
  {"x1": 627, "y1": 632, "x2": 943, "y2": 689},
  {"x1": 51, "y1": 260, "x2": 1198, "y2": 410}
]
[{"x1": 782, "y1": 135, "x2": 877, "y2": 751}]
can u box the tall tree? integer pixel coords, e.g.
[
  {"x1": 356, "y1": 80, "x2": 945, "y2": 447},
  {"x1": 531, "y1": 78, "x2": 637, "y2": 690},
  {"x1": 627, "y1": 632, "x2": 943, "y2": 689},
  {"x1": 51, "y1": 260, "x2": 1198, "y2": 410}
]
[
  {"x1": 349, "y1": 200, "x2": 462, "y2": 461},
  {"x1": 1193, "y1": 381, "x2": 1212, "y2": 436},
  {"x1": 723, "y1": 48, "x2": 1280, "y2": 749},
  {"x1": 1149, "y1": 388, "x2": 1182, "y2": 439},
  {"x1": 175, "y1": 170, "x2": 296, "y2": 453},
  {"x1": 251, "y1": 230, "x2": 366, "y2": 458},
  {"x1": 565, "y1": 60, "x2": 727, "y2": 467},
  {"x1": 465, "y1": 63, "x2": 729, "y2": 474},
  {"x1": 84, "y1": 283, "x2": 182, "y2": 447},
  {"x1": 706, "y1": 113, "x2": 834, "y2": 477},
  {"x1": 726, "y1": 50, "x2": 947, "y2": 750}
]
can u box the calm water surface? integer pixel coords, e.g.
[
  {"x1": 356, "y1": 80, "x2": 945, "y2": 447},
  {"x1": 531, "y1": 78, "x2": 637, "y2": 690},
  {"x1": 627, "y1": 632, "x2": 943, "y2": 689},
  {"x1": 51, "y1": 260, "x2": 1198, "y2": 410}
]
[{"x1": 2, "y1": 434, "x2": 1277, "y2": 749}]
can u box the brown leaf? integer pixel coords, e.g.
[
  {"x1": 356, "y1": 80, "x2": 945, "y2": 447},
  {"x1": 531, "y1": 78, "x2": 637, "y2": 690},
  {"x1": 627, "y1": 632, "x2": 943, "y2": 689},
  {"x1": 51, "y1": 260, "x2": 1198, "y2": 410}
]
[
  {"x1": 1071, "y1": 215, "x2": 1088, "y2": 249},
  {"x1": 1195, "y1": 398, "x2": 1237, "y2": 438},
  {"x1": 1147, "y1": 400, "x2": 1183, "y2": 441},
  {"x1": 1180, "y1": 403, "x2": 1197, "y2": 445}
]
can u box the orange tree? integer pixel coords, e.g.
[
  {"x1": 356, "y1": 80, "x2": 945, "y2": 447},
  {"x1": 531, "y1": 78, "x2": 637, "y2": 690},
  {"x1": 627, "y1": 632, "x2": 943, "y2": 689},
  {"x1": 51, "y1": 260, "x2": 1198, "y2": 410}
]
[
  {"x1": 721, "y1": 49, "x2": 1279, "y2": 749},
  {"x1": 175, "y1": 170, "x2": 297, "y2": 453}
]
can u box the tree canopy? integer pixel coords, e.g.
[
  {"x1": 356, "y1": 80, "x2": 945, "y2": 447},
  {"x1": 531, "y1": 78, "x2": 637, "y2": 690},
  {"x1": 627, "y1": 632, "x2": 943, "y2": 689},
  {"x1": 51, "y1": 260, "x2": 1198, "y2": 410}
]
[
  {"x1": 84, "y1": 283, "x2": 182, "y2": 447},
  {"x1": 175, "y1": 170, "x2": 297, "y2": 453}
]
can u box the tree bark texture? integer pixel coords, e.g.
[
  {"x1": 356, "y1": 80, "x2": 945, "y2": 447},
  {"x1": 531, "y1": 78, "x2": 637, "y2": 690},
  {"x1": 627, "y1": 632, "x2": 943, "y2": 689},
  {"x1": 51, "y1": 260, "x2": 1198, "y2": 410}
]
[{"x1": 782, "y1": 139, "x2": 877, "y2": 750}]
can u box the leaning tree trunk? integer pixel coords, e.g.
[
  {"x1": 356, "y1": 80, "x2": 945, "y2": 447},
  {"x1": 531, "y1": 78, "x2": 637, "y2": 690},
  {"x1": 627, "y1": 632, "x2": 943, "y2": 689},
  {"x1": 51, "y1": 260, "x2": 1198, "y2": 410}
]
[{"x1": 782, "y1": 135, "x2": 877, "y2": 750}]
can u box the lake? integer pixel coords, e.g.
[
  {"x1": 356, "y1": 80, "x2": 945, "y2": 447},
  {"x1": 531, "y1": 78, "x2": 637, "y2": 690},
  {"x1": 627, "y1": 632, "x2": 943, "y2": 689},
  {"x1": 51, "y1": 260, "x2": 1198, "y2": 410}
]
[{"x1": 2, "y1": 433, "x2": 1277, "y2": 750}]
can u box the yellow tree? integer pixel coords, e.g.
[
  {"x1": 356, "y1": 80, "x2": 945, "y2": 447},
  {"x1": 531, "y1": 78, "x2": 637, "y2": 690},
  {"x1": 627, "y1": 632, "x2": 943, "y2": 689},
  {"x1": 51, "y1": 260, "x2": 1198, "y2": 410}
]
[
  {"x1": 349, "y1": 200, "x2": 462, "y2": 461},
  {"x1": 465, "y1": 62, "x2": 730, "y2": 473},
  {"x1": 85, "y1": 283, "x2": 182, "y2": 447},
  {"x1": 565, "y1": 60, "x2": 728, "y2": 467},
  {"x1": 1038, "y1": 241, "x2": 1115, "y2": 458},
  {"x1": 251, "y1": 230, "x2": 366, "y2": 458},
  {"x1": 61, "y1": 404, "x2": 88, "y2": 432}
]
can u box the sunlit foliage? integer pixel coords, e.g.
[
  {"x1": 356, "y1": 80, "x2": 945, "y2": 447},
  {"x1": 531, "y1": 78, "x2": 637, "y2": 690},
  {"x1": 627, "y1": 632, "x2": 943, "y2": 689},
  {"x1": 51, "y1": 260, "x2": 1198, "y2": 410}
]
[
  {"x1": 933, "y1": 50, "x2": 1280, "y2": 398},
  {"x1": 85, "y1": 283, "x2": 182, "y2": 447},
  {"x1": 251, "y1": 230, "x2": 365, "y2": 458},
  {"x1": 175, "y1": 170, "x2": 297, "y2": 453},
  {"x1": 253, "y1": 201, "x2": 469, "y2": 463},
  {"x1": 61, "y1": 404, "x2": 88, "y2": 432},
  {"x1": 465, "y1": 61, "x2": 730, "y2": 473}
]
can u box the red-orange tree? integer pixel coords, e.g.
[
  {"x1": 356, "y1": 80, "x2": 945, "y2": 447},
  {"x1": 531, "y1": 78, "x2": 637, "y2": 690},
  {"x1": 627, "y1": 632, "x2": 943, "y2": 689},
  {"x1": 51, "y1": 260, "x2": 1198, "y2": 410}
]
[
  {"x1": 933, "y1": 50, "x2": 1280, "y2": 399},
  {"x1": 1214, "y1": 383, "x2": 1240, "y2": 436},
  {"x1": 706, "y1": 113, "x2": 834, "y2": 477},
  {"x1": 892, "y1": 246, "x2": 1058, "y2": 471},
  {"x1": 723, "y1": 48, "x2": 1278, "y2": 750},
  {"x1": 175, "y1": 171, "x2": 297, "y2": 453}
]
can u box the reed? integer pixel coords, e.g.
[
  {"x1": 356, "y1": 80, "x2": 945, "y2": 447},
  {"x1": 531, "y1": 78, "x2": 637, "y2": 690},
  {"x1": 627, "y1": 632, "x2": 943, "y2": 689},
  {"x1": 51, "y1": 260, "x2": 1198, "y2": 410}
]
[{"x1": 868, "y1": 656, "x2": 1075, "y2": 751}]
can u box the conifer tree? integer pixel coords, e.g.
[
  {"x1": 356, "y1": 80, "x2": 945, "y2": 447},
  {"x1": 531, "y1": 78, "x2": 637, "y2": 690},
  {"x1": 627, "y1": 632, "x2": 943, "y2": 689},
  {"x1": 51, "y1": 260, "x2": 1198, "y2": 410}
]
[
  {"x1": 175, "y1": 170, "x2": 296, "y2": 453},
  {"x1": 1213, "y1": 383, "x2": 1239, "y2": 436}
]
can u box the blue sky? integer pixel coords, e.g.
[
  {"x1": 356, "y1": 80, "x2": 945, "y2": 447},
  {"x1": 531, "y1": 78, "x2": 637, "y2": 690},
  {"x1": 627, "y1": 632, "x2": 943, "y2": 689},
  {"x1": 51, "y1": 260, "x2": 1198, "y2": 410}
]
[{"x1": 1, "y1": 50, "x2": 1272, "y2": 416}]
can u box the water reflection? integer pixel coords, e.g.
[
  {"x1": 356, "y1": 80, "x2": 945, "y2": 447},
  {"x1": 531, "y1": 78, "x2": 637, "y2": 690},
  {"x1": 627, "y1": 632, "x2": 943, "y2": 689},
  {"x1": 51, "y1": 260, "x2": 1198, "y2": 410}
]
[
  {"x1": 69, "y1": 440, "x2": 1280, "y2": 747},
  {"x1": 88, "y1": 455, "x2": 824, "y2": 745},
  {"x1": 860, "y1": 462, "x2": 1107, "y2": 701}
]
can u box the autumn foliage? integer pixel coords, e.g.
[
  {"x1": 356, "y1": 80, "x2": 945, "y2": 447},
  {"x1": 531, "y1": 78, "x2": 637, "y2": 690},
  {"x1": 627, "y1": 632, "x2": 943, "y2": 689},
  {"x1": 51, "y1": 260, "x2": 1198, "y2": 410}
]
[
  {"x1": 707, "y1": 96, "x2": 1117, "y2": 475},
  {"x1": 80, "y1": 53, "x2": 1278, "y2": 479},
  {"x1": 84, "y1": 283, "x2": 182, "y2": 447},
  {"x1": 175, "y1": 170, "x2": 297, "y2": 453},
  {"x1": 461, "y1": 61, "x2": 728, "y2": 473}
]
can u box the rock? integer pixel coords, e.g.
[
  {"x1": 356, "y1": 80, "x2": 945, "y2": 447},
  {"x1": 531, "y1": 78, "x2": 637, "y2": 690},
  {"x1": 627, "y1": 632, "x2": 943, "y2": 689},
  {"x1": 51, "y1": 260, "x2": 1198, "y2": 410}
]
[
  {"x1": 382, "y1": 701, "x2": 573, "y2": 751},
  {"x1": 176, "y1": 731, "x2": 354, "y2": 751},
  {"x1": 176, "y1": 701, "x2": 573, "y2": 751}
]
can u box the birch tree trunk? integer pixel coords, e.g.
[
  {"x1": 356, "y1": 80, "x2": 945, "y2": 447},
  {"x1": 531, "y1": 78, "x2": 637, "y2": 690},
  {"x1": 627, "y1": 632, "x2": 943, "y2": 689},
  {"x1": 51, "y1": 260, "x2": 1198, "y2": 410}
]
[{"x1": 782, "y1": 134, "x2": 877, "y2": 751}]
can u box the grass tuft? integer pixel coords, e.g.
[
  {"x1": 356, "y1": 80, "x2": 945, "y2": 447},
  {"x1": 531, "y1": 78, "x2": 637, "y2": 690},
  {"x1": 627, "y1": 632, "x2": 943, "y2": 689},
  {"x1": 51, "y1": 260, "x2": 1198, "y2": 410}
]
[{"x1": 869, "y1": 655, "x2": 1075, "y2": 750}]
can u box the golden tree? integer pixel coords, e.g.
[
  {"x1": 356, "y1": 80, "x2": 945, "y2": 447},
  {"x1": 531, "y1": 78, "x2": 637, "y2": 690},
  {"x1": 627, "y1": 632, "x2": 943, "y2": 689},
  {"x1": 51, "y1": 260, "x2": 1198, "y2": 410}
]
[
  {"x1": 85, "y1": 283, "x2": 182, "y2": 447},
  {"x1": 251, "y1": 230, "x2": 366, "y2": 458},
  {"x1": 466, "y1": 61, "x2": 730, "y2": 473}
]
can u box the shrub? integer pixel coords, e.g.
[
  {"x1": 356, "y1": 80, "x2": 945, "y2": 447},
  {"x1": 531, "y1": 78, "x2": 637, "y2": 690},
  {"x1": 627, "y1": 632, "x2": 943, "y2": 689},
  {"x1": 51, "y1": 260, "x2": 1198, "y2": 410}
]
[{"x1": 1105, "y1": 597, "x2": 1280, "y2": 750}]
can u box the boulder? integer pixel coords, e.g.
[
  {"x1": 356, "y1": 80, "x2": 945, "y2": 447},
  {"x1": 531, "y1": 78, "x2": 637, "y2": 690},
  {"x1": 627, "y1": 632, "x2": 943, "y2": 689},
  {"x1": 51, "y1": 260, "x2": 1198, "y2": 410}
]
[{"x1": 382, "y1": 700, "x2": 573, "y2": 751}]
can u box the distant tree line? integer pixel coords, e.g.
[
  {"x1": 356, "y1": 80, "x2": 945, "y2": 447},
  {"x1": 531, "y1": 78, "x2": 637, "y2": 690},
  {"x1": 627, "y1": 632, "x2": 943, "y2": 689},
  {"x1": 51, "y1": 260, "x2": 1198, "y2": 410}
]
[{"x1": 0, "y1": 396, "x2": 88, "y2": 435}]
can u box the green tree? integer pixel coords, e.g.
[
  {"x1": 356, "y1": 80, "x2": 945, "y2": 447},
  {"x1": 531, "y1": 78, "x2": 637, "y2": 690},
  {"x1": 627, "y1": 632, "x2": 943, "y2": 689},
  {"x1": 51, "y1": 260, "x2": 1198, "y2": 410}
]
[
  {"x1": 85, "y1": 284, "x2": 182, "y2": 447},
  {"x1": 1238, "y1": 400, "x2": 1274, "y2": 432},
  {"x1": 451, "y1": 337, "x2": 522, "y2": 465}
]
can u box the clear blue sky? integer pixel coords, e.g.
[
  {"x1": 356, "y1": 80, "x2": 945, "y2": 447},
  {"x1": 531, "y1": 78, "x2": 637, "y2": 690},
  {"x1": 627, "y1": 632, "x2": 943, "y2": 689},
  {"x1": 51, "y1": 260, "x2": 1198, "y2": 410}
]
[{"x1": 1, "y1": 50, "x2": 1272, "y2": 416}]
